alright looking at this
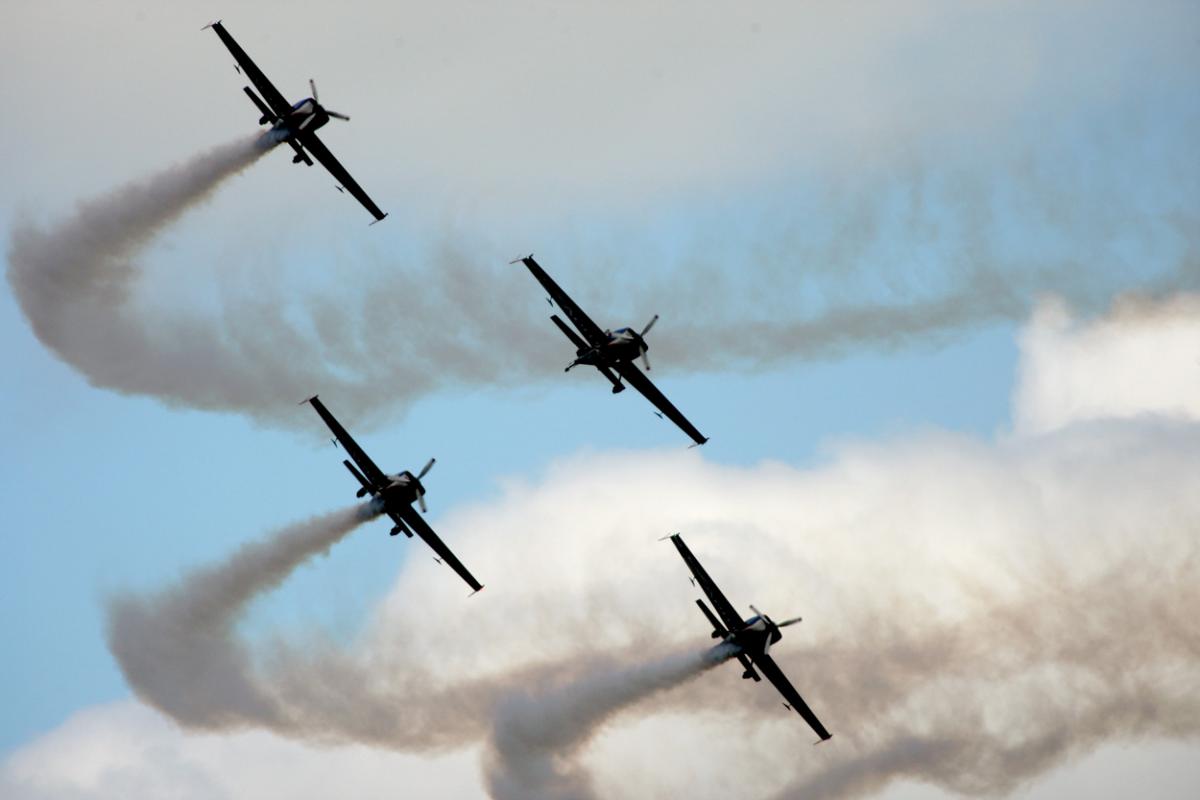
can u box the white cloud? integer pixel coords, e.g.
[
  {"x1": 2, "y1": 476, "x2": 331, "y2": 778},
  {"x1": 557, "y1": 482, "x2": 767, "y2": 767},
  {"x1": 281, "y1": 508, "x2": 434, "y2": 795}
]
[
  {"x1": 1014, "y1": 293, "x2": 1200, "y2": 435},
  {"x1": 0, "y1": 702, "x2": 483, "y2": 800}
]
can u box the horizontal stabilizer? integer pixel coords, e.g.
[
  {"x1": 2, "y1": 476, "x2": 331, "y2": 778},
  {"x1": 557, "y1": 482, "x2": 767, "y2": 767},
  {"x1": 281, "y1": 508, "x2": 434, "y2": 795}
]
[
  {"x1": 695, "y1": 598, "x2": 728, "y2": 639},
  {"x1": 736, "y1": 653, "x2": 761, "y2": 682},
  {"x1": 550, "y1": 314, "x2": 588, "y2": 350},
  {"x1": 242, "y1": 85, "x2": 275, "y2": 123},
  {"x1": 343, "y1": 459, "x2": 375, "y2": 495},
  {"x1": 287, "y1": 139, "x2": 313, "y2": 166}
]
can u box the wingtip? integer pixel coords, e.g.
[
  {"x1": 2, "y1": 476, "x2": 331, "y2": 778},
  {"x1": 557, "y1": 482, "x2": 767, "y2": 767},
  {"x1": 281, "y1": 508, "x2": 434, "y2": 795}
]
[
  {"x1": 202, "y1": 19, "x2": 221, "y2": 30},
  {"x1": 298, "y1": 394, "x2": 318, "y2": 406},
  {"x1": 369, "y1": 213, "x2": 388, "y2": 226},
  {"x1": 508, "y1": 252, "x2": 533, "y2": 265},
  {"x1": 469, "y1": 585, "x2": 485, "y2": 597}
]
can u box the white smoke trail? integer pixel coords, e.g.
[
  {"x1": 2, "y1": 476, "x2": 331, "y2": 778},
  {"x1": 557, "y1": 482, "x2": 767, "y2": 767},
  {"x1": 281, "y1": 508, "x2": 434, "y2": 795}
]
[
  {"x1": 5, "y1": 133, "x2": 283, "y2": 410},
  {"x1": 483, "y1": 643, "x2": 738, "y2": 800},
  {"x1": 7, "y1": 134, "x2": 1196, "y2": 428},
  {"x1": 753, "y1": 555, "x2": 1200, "y2": 799},
  {"x1": 106, "y1": 499, "x2": 381, "y2": 730}
]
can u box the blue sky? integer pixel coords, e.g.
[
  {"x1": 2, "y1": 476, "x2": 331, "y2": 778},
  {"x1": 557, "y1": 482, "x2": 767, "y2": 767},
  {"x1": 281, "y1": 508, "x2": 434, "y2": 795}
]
[{"x1": 2, "y1": 2, "x2": 1198, "y2": 797}]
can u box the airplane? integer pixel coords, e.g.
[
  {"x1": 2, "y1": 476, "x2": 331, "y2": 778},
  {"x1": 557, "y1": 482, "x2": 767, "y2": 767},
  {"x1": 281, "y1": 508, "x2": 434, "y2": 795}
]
[
  {"x1": 668, "y1": 533, "x2": 831, "y2": 741},
  {"x1": 205, "y1": 21, "x2": 388, "y2": 223},
  {"x1": 515, "y1": 255, "x2": 708, "y2": 446},
  {"x1": 304, "y1": 396, "x2": 483, "y2": 594}
]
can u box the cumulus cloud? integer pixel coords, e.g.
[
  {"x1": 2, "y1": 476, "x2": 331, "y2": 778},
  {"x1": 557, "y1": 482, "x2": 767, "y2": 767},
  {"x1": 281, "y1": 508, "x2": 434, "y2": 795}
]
[
  {"x1": 0, "y1": 702, "x2": 481, "y2": 800},
  {"x1": 1014, "y1": 293, "x2": 1200, "y2": 434}
]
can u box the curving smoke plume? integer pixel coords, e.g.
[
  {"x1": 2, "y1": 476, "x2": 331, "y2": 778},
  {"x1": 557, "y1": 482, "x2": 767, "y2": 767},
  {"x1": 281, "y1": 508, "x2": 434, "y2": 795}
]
[
  {"x1": 107, "y1": 499, "x2": 381, "y2": 731},
  {"x1": 483, "y1": 643, "x2": 738, "y2": 800},
  {"x1": 7, "y1": 134, "x2": 1196, "y2": 429}
]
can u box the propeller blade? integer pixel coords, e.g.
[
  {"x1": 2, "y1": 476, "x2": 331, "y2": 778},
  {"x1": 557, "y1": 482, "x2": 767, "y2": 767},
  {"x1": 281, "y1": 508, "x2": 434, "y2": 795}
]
[
  {"x1": 417, "y1": 457, "x2": 436, "y2": 480},
  {"x1": 640, "y1": 346, "x2": 651, "y2": 372},
  {"x1": 309, "y1": 78, "x2": 318, "y2": 101},
  {"x1": 776, "y1": 616, "x2": 804, "y2": 628},
  {"x1": 327, "y1": 110, "x2": 351, "y2": 121},
  {"x1": 640, "y1": 313, "x2": 659, "y2": 337},
  {"x1": 417, "y1": 491, "x2": 427, "y2": 513}
]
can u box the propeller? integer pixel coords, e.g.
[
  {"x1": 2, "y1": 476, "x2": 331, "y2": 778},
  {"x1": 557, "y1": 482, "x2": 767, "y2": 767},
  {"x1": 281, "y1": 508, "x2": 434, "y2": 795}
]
[
  {"x1": 748, "y1": 605, "x2": 778, "y2": 655},
  {"x1": 413, "y1": 458, "x2": 435, "y2": 513},
  {"x1": 310, "y1": 78, "x2": 351, "y2": 121},
  {"x1": 749, "y1": 605, "x2": 802, "y2": 628},
  {"x1": 638, "y1": 314, "x2": 658, "y2": 370}
]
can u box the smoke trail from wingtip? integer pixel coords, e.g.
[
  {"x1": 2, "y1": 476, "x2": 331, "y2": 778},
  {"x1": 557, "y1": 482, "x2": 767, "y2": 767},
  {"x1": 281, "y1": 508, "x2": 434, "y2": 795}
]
[
  {"x1": 106, "y1": 499, "x2": 381, "y2": 730},
  {"x1": 483, "y1": 642, "x2": 738, "y2": 800}
]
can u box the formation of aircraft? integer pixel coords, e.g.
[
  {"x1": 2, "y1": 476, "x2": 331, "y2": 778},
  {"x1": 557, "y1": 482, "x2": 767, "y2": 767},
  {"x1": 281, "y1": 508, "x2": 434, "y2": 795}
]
[
  {"x1": 304, "y1": 396, "x2": 483, "y2": 594},
  {"x1": 199, "y1": 21, "x2": 828, "y2": 744},
  {"x1": 515, "y1": 255, "x2": 709, "y2": 447},
  {"x1": 669, "y1": 533, "x2": 832, "y2": 741},
  {"x1": 205, "y1": 21, "x2": 388, "y2": 223}
]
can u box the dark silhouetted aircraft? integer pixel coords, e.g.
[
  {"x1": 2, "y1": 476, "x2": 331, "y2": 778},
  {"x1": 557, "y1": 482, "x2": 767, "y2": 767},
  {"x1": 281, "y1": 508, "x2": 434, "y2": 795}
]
[
  {"x1": 205, "y1": 21, "x2": 387, "y2": 222},
  {"x1": 669, "y1": 533, "x2": 831, "y2": 741},
  {"x1": 515, "y1": 255, "x2": 708, "y2": 446},
  {"x1": 305, "y1": 396, "x2": 482, "y2": 594}
]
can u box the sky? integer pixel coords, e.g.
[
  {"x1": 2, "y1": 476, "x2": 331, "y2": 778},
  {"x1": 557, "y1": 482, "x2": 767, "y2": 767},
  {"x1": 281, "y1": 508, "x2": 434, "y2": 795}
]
[{"x1": 1, "y1": 2, "x2": 1197, "y2": 798}]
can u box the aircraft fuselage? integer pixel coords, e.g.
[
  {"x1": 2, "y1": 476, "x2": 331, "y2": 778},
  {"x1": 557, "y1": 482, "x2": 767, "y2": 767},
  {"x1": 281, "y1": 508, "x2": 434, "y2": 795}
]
[
  {"x1": 270, "y1": 98, "x2": 330, "y2": 138},
  {"x1": 731, "y1": 615, "x2": 784, "y2": 651},
  {"x1": 379, "y1": 470, "x2": 426, "y2": 508},
  {"x1": 571, "y1": 327, "x2": 647, "y2": 368}
]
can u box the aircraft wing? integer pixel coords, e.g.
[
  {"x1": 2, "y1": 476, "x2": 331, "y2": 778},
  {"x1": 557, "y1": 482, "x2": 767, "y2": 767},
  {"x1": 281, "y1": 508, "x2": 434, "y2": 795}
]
[
  {"x1": 208, "y1": 22, "x2": 292, "y2": 118},
  {"x1": 306, "y1": 396, "x2": 388, "y2": 489},
  {"x1": 296, "y1": 132, "x2": 388, "y2": 222},
  {"x1": 748, "y1": 651, "x2": 832, "y2": 741},
  {"x1": 393, "y1": 505, "x2": 484, "y2": 593},
  {"x1": 518, "y1": 257, "x2": 608, "y2": 346},
  {"x1": 670, "y1": 534, "x2": 743, "y2": 632},
  {"x1": 616, "y1": 363, "x2": 708, "y2": 446}
]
